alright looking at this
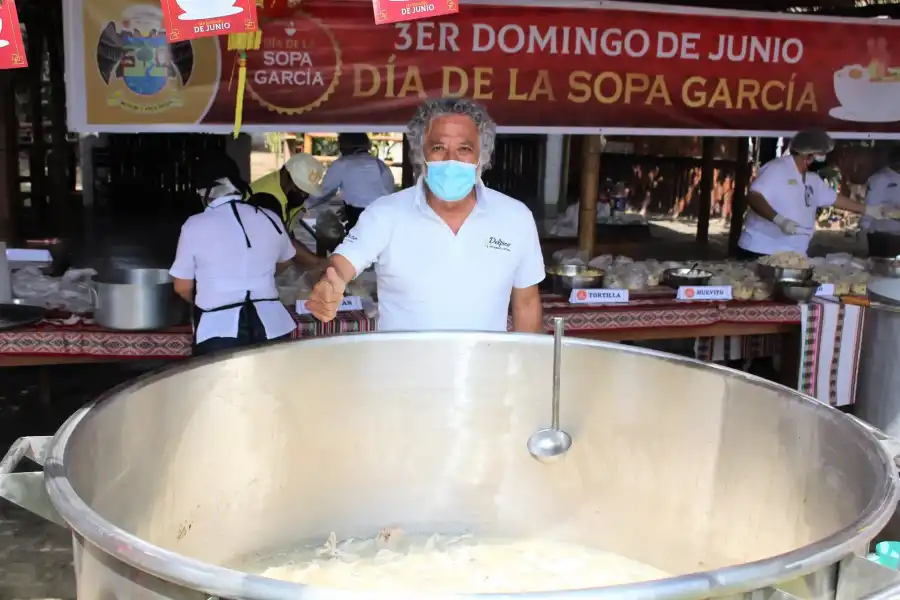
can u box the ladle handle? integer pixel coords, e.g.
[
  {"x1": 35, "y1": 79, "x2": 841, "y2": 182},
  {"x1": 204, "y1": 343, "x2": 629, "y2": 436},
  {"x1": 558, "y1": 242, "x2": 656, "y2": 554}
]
[{"x1": 552, "y1": 317, "x2": 564, "y2": 429}]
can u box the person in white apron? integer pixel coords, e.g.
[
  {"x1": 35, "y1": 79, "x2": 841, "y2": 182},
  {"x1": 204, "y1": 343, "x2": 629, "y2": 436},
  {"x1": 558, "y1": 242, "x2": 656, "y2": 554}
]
[
  {"x1": 736, "y1": 128, "x2": 874, "y2": 259},
  {"x1": 170, "y1": 154, "x2": 297, "y2": 357},
  {"x1": 862, "y1": 146, "x2": 900, "y2": 257}
]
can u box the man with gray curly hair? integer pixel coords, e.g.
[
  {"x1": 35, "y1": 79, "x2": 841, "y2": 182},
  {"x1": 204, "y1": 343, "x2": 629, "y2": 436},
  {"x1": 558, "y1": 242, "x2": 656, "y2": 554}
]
[{"x1": 305, "y1": 98, "x2": 545, "y2": 332}]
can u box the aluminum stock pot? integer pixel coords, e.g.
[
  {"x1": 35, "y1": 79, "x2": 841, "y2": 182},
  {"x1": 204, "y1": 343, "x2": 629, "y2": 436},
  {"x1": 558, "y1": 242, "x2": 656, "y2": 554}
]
[{"x1": 3, "y1": 332, "x2": 900, "y2": 600}]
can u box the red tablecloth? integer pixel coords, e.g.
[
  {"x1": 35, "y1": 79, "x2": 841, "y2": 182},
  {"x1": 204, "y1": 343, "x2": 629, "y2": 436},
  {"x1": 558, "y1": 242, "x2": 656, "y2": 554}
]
[
  {"x1": 535, "y1": 292, "x2": 800, "y2": 333},
  {"x1": 0, "y1": 311, "x2": 375, "y2": 359}
]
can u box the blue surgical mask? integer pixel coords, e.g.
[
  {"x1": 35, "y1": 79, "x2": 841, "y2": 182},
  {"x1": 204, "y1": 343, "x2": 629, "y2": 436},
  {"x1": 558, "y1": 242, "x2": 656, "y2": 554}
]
[{"x1": 425, "y1": 160, "x2": 477, "y2": 202}]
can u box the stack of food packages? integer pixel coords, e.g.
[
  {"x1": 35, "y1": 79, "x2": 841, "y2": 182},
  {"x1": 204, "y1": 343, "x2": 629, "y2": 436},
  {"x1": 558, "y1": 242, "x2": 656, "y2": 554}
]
[
  {"x1": 809, "y1": 254, "x2": 868, "y2": 296},
  {"x1": 552, "y1": 249, "x2": 871, "y2": 302},
  {"x1": 586, "y1": 255, "x2": 773, "y2": 300},
  {"x1": 757, "y1": 251, "x2": 868, "y2": 296}
]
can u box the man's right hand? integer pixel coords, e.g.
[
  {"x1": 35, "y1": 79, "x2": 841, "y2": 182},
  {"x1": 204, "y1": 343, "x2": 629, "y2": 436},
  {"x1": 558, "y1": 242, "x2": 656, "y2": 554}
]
[
  {"x1": 773, "y1": 214, "x2": 801, "y2": 235},
  {"x1": 305, "y1": 267, "x2": 346, "y2": 322}
]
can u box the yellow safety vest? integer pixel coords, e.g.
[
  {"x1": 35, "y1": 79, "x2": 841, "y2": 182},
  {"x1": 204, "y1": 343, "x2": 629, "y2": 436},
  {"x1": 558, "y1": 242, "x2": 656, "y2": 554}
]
[{"x1": 248, "y1": 171, "x2": 304, "y2": 227}]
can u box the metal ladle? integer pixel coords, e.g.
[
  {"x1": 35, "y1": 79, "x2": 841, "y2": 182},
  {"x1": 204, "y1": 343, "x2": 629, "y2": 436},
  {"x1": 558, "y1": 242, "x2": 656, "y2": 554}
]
[{"x1": 527, "y1": 317, "x2": 573, "y2": 463}]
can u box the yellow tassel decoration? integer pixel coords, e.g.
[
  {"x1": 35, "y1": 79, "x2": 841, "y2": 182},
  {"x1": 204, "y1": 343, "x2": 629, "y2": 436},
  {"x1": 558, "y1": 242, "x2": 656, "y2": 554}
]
[
  {"x1": 233, "y1": 53, "x2": 247, "y2": 138},
  {"x1": 226, "y1": 30, "x2": 262, "y2": 138}
]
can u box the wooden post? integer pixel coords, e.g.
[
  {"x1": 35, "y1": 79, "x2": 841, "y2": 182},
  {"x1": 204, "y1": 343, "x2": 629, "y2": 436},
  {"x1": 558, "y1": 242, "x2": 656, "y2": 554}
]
[
  {"x1": 696, "y1": 137, "x2": 716, "y2": 245},
  {"x1": 728, "y1": 138, "x2": 752, "y2": 255},
  {"x1": 302, "y1": 133, "x2": 313, "y2": 154},
  {"x1": 578, "y1": 135, "x2": 602, "y2": 256}
]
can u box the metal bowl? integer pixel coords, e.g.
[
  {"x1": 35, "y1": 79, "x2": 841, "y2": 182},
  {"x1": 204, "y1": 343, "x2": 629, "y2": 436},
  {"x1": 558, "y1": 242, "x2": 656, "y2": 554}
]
[
  {"x1": 661, "y1": 267, "x2": 712, "y2": 288},
  {"x1": 869, "y1": 257, "x2": 900, "y2": 278},
  {"x1": 756, "y1": 263, "x2": 814, "y2": 282},
  {"x1": 775, "y1": 279, "x2": 819, "y2": 304},
  {"x1": 546, "y1": 264, "x2": 605, "y2": 295}
]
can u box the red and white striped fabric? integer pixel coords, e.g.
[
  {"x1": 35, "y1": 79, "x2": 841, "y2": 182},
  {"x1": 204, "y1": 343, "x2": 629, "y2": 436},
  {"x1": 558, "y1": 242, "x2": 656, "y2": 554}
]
[{"x1": 797, "y1": 299, "x2": 865, "y2": 407}]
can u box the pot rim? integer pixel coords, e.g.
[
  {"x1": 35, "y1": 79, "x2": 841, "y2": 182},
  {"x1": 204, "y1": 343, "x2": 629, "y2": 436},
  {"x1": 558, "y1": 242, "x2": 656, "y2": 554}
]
[{"x1": 42, "y1": 332, "x2": 900, "y2": 600}]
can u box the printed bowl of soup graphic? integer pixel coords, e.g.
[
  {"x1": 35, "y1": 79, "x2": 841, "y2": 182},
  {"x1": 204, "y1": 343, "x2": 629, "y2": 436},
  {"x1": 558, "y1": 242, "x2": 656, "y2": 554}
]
[{"x1": 833, "y1": 64, "x2": 900, "y2": 117}]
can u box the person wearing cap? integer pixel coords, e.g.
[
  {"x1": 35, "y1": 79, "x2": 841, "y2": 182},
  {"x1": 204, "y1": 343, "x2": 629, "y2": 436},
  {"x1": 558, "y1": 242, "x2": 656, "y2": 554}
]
[
  {"x1": 249, "y1": 152, "x2": 326, "y2": 268},
  {"x1": 170, "y1": 152, "x2": 297, "y2": 356},
  {"x1": 304, "y1": 98, "x2": 545, "y2": 333},
  {"x1": 307, "y1": 133, "x2": 396, "y2": 231},
  {"x1": 737, "y1": 128, "x2": 874, "y2": 259},
  {"x1": 861, "y1": 146, "x2": 900, "y2": 257}
]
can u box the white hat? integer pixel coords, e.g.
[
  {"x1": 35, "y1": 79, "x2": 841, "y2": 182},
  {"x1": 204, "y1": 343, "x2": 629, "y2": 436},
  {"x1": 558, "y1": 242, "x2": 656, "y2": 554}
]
[{"x1": 284, "y1": 153, "x2": 325, "y2": 196}]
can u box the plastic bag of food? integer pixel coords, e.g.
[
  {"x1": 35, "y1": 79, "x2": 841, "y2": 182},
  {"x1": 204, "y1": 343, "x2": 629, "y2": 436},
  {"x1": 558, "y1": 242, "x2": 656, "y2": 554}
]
[
  {"x1": 11, "y1": 266, "x2": 96, "y2": 312},
  {"x1": 751, "y1": 281, "x2": 773, "y2": 301},
  {"x1": 588, "y1": 254, "x2": 614, "y2": 270},
  {"x1": 731, "y1": 279, "x2": 755, "y2": 300},
  {"x1": 619, "y1": 265, "x2": 649, "y2": 291},
  {"x1": 11, "y1": 266, "x2": 58, "y2": 300},
  {"x1": 552, "y1": 248, "x2": 590, "y2": 266},
  {"x1": 603, "y1": 272, "x2": 624, "y2": 289},
  {"x1": 58, "y1": 269, "x2": 97, "y2": 314}
]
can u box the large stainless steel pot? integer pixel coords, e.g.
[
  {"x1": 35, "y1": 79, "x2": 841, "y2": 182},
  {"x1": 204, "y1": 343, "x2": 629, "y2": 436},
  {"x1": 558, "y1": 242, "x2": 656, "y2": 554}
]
[
  {"x1": 3, "y1": 333, "x2": 900, "y2": 600},
  {"x1": 92, "y1": 268, "x2": 177, "y2": 331}
]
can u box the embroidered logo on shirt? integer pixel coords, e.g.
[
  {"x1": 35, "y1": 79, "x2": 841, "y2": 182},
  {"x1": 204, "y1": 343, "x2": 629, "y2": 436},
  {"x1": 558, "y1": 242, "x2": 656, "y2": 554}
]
[
  {"x1": 787, "y1": 179, "x2": 799, "y2": 185},
  {"x1": 485, "y1": 236, "x2": 512, "y2": 251}
]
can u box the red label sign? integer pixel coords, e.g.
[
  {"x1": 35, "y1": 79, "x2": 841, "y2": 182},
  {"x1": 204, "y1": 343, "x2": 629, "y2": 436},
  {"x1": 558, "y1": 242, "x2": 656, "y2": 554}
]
[
  {"x1": 160, "y1": 0, "x2": 258, "y2": 42},
  {"x1": 0, "y1": 0, "x2": 27, "y2": 70},
  {"x1": 372, "y1": 0, "x2": 459, "y2": 26}
]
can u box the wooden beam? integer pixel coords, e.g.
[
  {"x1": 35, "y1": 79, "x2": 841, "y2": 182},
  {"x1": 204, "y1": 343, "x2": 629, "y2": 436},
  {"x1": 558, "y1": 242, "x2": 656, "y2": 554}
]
[
  {"x1": 728, "y1": 138, "x2": 752, "y2": 256},
  {"x1": 696, "y1": 137, "x2": 716, "y2": 245},
  {"x1": 578, "y1": 135, "x2": 602, "y2": 256}
]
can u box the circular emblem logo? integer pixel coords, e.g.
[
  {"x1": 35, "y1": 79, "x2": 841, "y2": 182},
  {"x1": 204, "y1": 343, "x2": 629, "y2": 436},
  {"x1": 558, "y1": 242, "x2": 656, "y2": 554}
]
[
  {"x1": 684, "y1": 288, "x2": 695, "y2": 299},
  {"x1": 576, "y1": 290, "x2": 588, "y2": 301},
  {"x1": 245, "y1": 14, "x2": 341, "y2": 116}
]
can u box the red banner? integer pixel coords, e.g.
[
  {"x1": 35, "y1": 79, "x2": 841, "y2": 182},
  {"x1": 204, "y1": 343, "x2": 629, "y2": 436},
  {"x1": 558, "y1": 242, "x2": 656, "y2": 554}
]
[
  {"x1": 160, "y1": 0, "x2": 258, "y2": 42},
  {"x1": 0, "y1": 0, "x2": 27, "y2": 70},
  {"x1": 71, "y1": 0, "x2": 900, "y2": 137},
  {"x1": 372, "y1": 0, "x2": 459, "y2": 26}
]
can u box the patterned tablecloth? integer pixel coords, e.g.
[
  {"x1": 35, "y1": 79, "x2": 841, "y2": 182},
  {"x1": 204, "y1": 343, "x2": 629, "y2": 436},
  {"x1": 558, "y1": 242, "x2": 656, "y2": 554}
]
[
  {"x1": 537, "y1": 293, "x2": 800, "y2": 332},
  {"x1": 0, "y1": 292, "x2": 802, "y2": 360},
  {"x1": 0, "y1": 311, "x2": 375, "y2": 359}
]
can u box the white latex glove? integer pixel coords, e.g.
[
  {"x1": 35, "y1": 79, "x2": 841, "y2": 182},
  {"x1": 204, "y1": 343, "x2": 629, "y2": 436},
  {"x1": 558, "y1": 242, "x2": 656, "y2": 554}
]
[
  {"x1": 865, "y1": 204, "x2": 885, "y2": 219},
  {"x1": 773, "y1": 214, "x2": 800, "y2": 235}
]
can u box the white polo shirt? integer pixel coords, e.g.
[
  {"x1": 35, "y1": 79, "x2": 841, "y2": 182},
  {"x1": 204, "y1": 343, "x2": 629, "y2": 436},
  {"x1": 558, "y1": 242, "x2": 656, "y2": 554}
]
[
  {"x1": 170, "y1": 195, "x2": 297, "y2": 343},
  {"x1": 333, "y1": 180, "x2": 546, "y2": 331},
  {"x1": 738, "y1": 154, "x2": 837, "y2": 256},
  {"x1": 863, "y1": 167, "x2": 900, "y2": 233}
]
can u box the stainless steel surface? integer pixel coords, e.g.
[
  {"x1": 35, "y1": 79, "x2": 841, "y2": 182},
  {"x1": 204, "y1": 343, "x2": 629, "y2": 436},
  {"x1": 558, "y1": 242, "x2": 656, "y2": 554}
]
[
  {"x1": 0, "y1": 303, "x2": 46, "y2": 331},
  {"x1": 92, "y1": 268, "x2": 176, "y2": 331},
  {"x1": 4, "y1": 333, "x2": 900, "y2": 600},
  {"x1": 756, "y1": 264, "x2": 814, "y2": 283},
  {"x1": 774, "y1": 279, "x2": 819, "y2": 304},
  {"x1": 661, "y1": 267, "x2": 712, "y2": 288},
  {"x1": 869, "y1": 257, "x2": 900, "y2": 279},
  {"x1": 546, "y1": 264, "x2": 605, "y2": 295},
  {"x1": 0, "y1": 437, "x2": 64, "y2": 526},
  {"x1": 856, "y1": 282, "x2": 900, "y2": 442},
  {"x1": 527, "y1": 318, "x2": 572, "y2": 463}
]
